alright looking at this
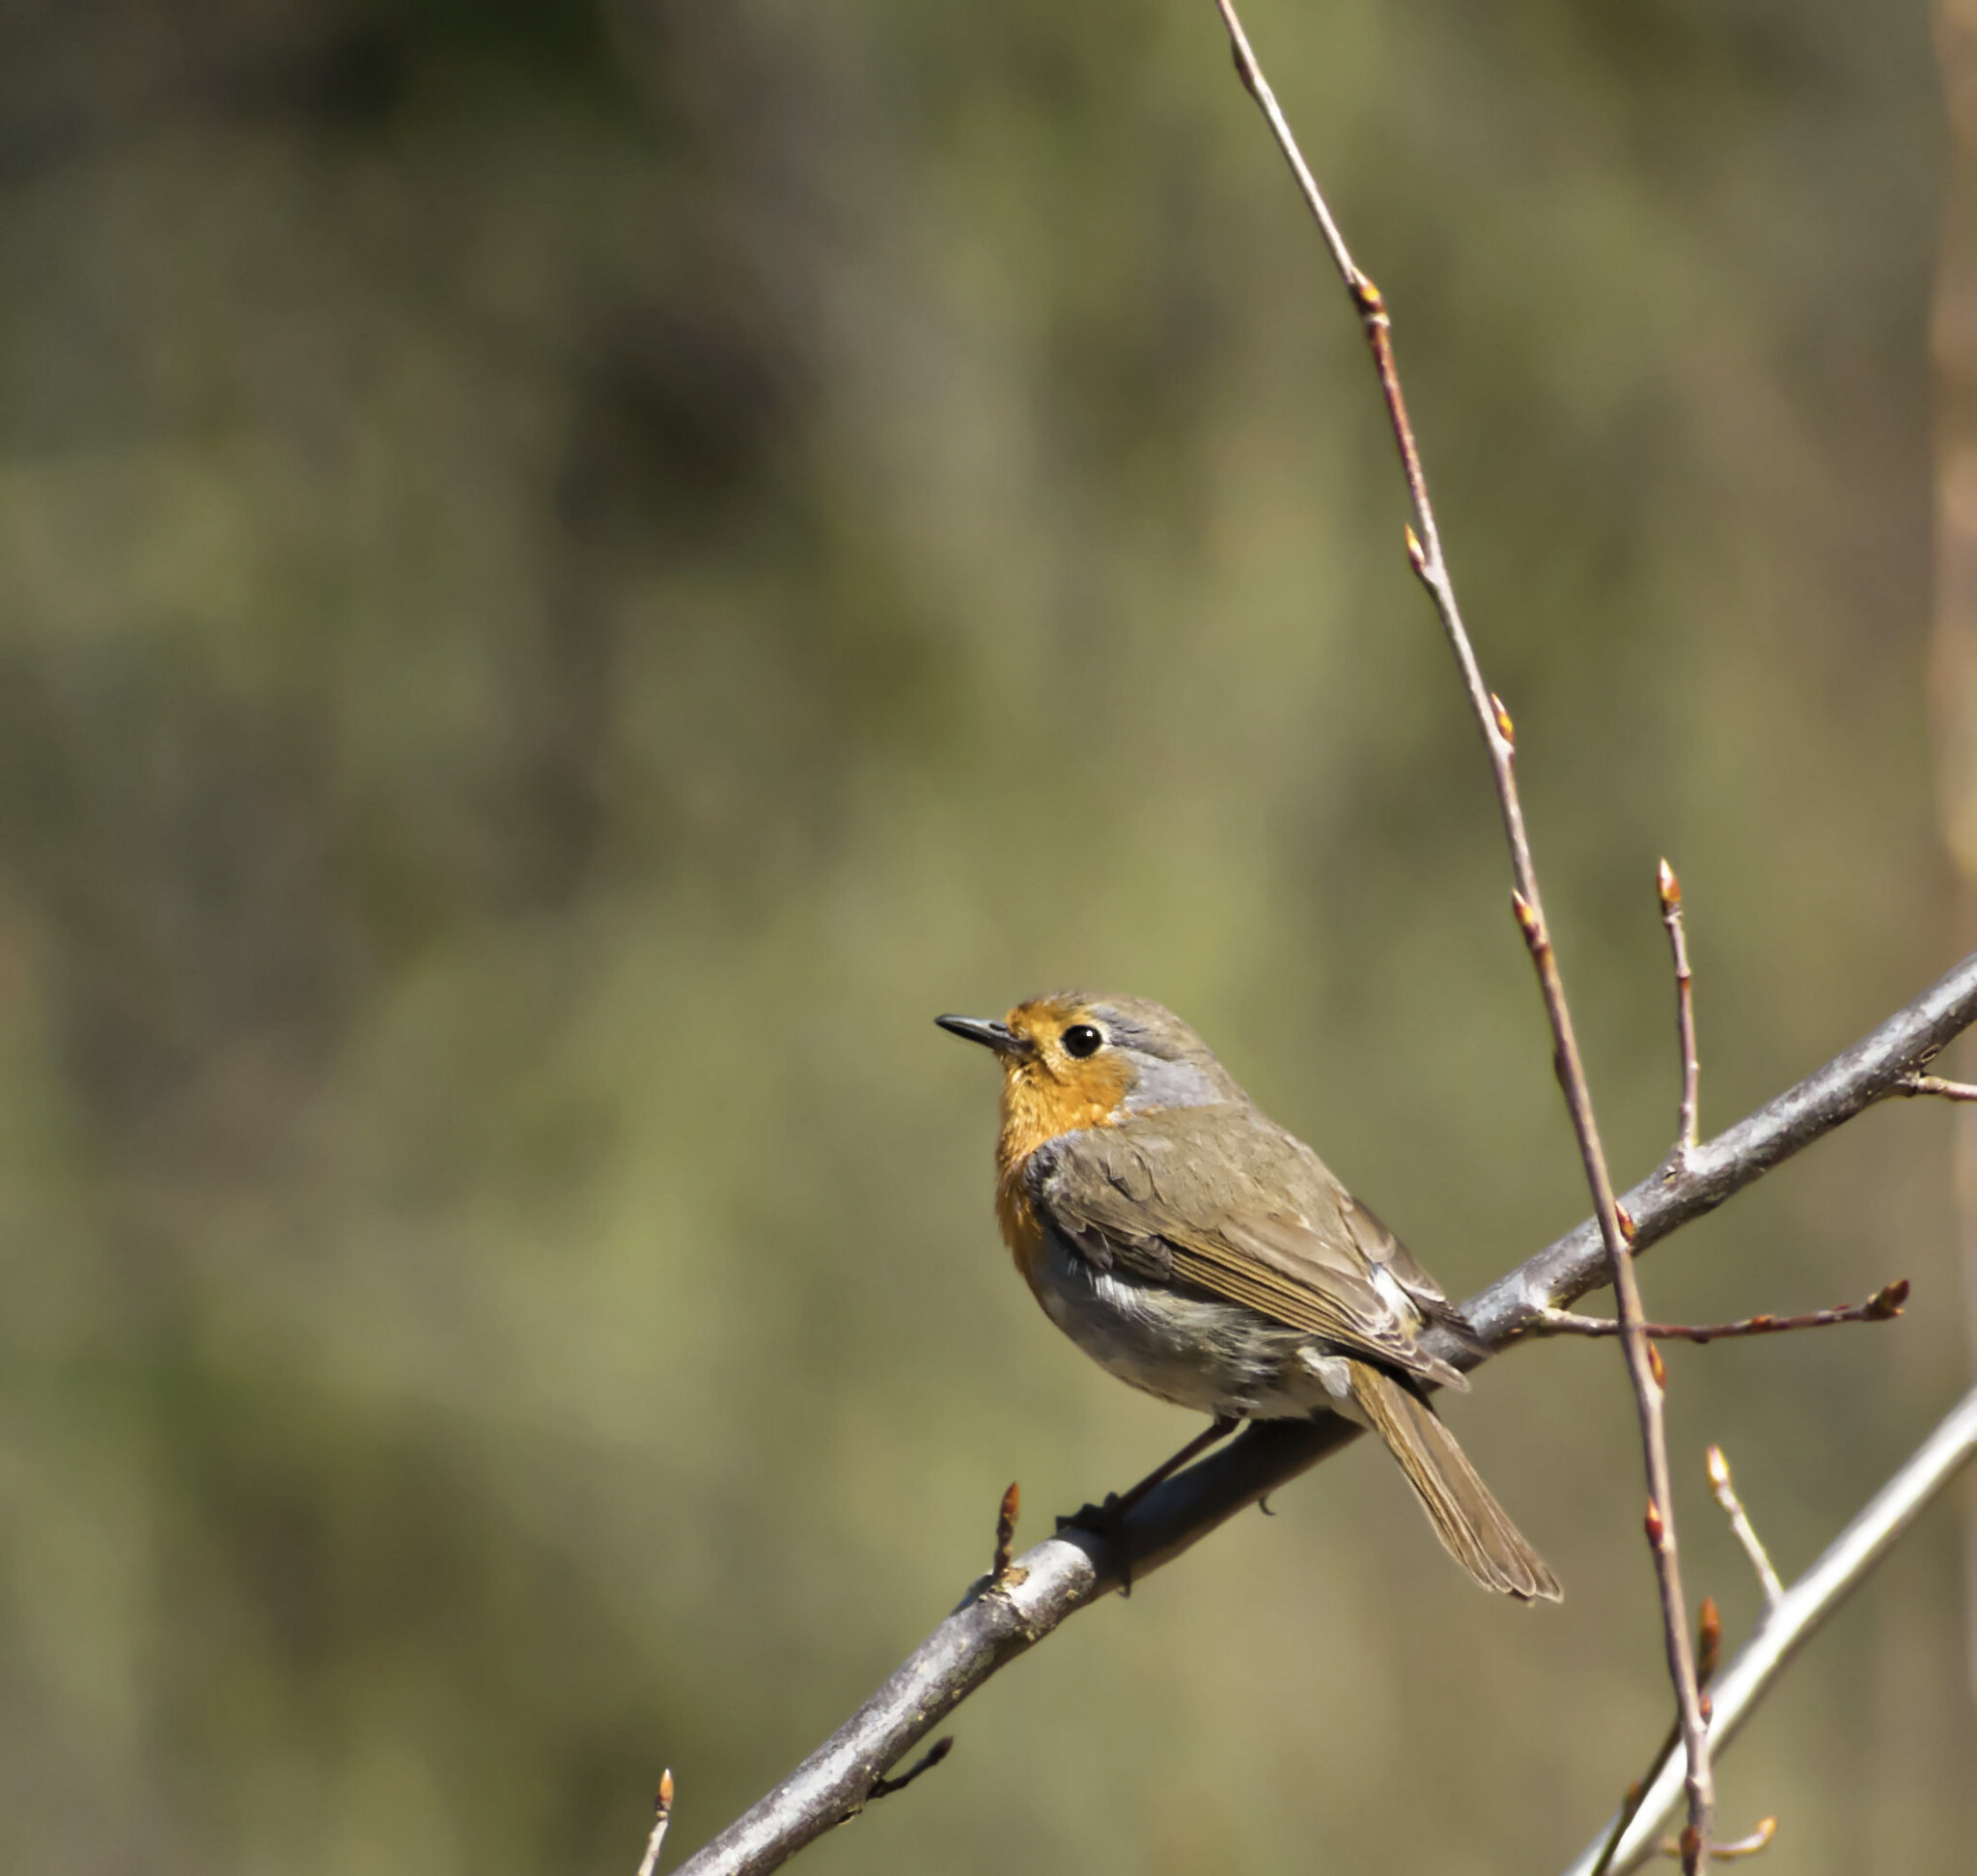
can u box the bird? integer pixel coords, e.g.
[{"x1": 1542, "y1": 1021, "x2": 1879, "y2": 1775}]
[{"x1": 936, "y1": 990, "x2": 1560, "y2": 1602}]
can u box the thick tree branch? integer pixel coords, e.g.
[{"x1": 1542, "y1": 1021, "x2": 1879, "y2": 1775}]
[{"x1": 670, "y1": 949, "x2": 1977, "y2": 1876}]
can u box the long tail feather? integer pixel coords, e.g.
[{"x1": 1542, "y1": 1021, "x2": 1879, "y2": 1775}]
[{"x1": 1348, "y1": 1361, "x2": 1562, "y2": 1603}]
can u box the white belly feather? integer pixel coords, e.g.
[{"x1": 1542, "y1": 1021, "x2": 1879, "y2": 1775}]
[{"x1": 1029, "y1": 1228, "x2": 1364, "y2": 1422}]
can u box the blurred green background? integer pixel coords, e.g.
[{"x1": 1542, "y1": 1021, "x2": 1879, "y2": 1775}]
[{"x1": 1, "y1": 1, "x2": 1970, "y2": 1870}]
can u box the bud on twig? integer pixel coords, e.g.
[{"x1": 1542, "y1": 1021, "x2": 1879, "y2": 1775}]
[
  {"x1": 1490, "y1": 691, "x2": 1516, "y2": 746},
  {"x1": 990, "y1": 1482, "x2": 1024, "y2": 1586},
  {"x1": 638, "y1": 1770, "x2": 677, "y2": 1876},
  {"x1": 1865, "y1": 1278, "x2": 1910, "y2": 1319},
  {"x1": 1707, "y1": 1442, "x2": 1785, "y2": 1609}
]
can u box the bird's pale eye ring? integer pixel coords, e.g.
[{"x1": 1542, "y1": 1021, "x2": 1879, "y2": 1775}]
[{"x1": 1061, "y1": 1022, "x2": 1104, "y2": 1059}]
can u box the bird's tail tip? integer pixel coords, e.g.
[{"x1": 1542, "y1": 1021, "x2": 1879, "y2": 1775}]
[{"x1": 1348, "y1": 1361, "x2": 1563, "y2": 1604}]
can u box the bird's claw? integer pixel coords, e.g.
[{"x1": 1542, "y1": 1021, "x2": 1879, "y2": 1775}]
[
  {"x1": 1056, "y1": 1492, "x2": 1124, "y2": 1533},
  {"x1": 1055, "y1": 1495, "x2": 1133, "y2": 1595}
]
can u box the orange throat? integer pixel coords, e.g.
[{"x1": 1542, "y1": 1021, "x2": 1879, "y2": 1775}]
[{"x1": 991, "y1": 1054, "x2": 1128, "y2": 1291}]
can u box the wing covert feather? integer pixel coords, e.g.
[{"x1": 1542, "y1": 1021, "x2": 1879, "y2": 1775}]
[{"x1": 1030, "y1": 1115, "x2": 1469, "y2": 1387}]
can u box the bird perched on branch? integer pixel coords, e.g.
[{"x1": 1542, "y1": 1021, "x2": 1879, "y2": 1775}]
[{"x1": 937, "y1": 991, "x2": 1560, "y2": 1602}]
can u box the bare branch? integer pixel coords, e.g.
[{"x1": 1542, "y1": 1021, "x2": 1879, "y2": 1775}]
[
  {"x1": 1595, "y1": 1778, "x2": 1650, "y2": 1876},
  {"x1": 1658, "y1": 1818, "x2": 1776, "y2": 1862},
  {"x1": 1894, "y1": 1071, "x2": 1977, "y2": 1101},
  {"x1": 670, "y1": 958, "x2": 1977, "y2": 1876},
  {"x1": 1591, "y1": 1601, "x2": 1723, "y2": 1876},
  {"x1": 1564, "y1": 1384, "x2": 1977, "y2": 1876},
  {"x1": 1707, "y1": 1446, "x2": 1784, "y2": 1610},
  {"x1": 1699, "y1": 1818, "x2": 1777, "y2": 1861},
  {"x1": 1539, "y1": 1281, "x2": 1909, "y2": 1346},
  {"x1": 638, "y1": 1770, "x2": 675, "y2": 1876},
  {"x1": 1660, "y1": 862, "x2": 1701, "y2": 1161},
  {"x1": 1211, "y1": 1, "x2": 1712, "y2": 1856}
]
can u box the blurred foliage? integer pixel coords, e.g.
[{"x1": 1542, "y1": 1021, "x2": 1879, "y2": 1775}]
[{"x1": 0, "y1": 0, "x2": 1968, "y2": 1871}]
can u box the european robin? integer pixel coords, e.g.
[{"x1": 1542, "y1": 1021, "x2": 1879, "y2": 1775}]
[{"x1": 937, "y1": 991, "x2": 1560, "y2": 1602}]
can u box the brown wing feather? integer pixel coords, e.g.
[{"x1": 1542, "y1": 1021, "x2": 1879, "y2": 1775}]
[{"x1": 1033, "y1": 1113, "x2": 1468, "y2": 1389}]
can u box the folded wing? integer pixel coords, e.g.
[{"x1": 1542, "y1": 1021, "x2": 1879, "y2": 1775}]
[{"x1": 1031, "y1": 1111, "x2": 1472, "y2": 1391}]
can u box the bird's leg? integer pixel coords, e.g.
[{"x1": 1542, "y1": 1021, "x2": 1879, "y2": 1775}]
[
  {"x1": 1056, "y1": 1414, "x2": 1242, "y2": 1561},
  {"x1": 1115, "y1": 1414, "x2": 1244, "y2": 1511}
]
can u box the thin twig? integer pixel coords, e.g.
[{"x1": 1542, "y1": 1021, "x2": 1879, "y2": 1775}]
[
  {"x1": 1659, "y1": 1818, "x2": 1775, "y2": 1862},
  {"x1": 1593, "y1": 1776, "x2": 1653, "y2": 1876},
  {"x1": 1564, "y1": 1384, "x2": 1977, "y2": 1876},
  {"x1": 1211, "y1": 4, "x2": 1713, "y2": 1862},
  {"x1": 638, "y1": 1770, "x2": 675, "y2": 1876},
  {"x1": 989, "y1": 1482, "x2": 1023, "y2": 1586},
  {"x1": 865, "y1": 1737, "x2": 953, "y2": 1803},
  {"x1": 1660, "y1": 862, "x2": 1700, "y2": 1160},
  {"x1": 1591, "y1": 1601, "x2": 1722, "y2": 1876},
  {"x1": 1707, "y1": 1447, "x2": 1784, "y2": 1610},
  {"x1": 671, "y1": 954, "x2": 1977, "y2": 1876},
  {"x1": 1539, "y1": 1281, "x2": 1909, "y2": 1346},
  {"x1": 1894, "y1": 1071, "x2": 1977, "y2": 1101}
]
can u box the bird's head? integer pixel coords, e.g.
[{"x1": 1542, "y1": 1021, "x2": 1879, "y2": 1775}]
[{"x1": 937, "y1": 991, "x2": 1240, "y2": 1165}]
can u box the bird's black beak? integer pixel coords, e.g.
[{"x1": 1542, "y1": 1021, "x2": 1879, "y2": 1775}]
[{"x1": 935, "y1": 1013, "x2": 1026, "y2": 1056}]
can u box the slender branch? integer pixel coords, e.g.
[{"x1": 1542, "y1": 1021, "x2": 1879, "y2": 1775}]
[
  {"x1": 670, "y1": 963, "x2": 1977, "y2": 1876},
  {"x1": 1660, "y1": 862, "x2": 1701, "y2": 1160},
  {"x1": 1895, "y1": 1071, "x2": 1977, "y2": 1101},
  {"x1": 1210, "y1": 3, "x2": 1712, "y2": 1860},
  {"x1": 1661, "y1": 1817, "x2": 1775, "y2": 1862},
  {"x1": 1594, "y1": 1766, "x2": 1660, "y2": 1876},
  {"x1": 1707, "y1": 1446, "x2": 1784, "y2": 1610},
  {"x1": 1591, "y1": 1601, "x2": 1723, "y2": 1876},
  {"x1": 1539, "y1": 1280, "x2": 1909, "y2": 1345},
  {"x1": 1563, "y1": 1384, "x2": 1977, "y2": 1876},
  {"x1": 638, "y1": 1770, "x2": 675, "y2": 1876}
]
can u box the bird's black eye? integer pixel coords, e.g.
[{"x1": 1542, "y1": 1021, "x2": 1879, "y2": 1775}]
[{"x1": 1062, "y1": 1023, "x2": 1103, "y2": 1059}]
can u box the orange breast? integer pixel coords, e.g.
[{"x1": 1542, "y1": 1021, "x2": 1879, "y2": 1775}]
[
  {"x1": 995, "y1": 1173, "x2": 1052, "y2": 1302},
  {"x1": 990, "y1": 1052, "x2": 1130, "y2": 1300}
]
